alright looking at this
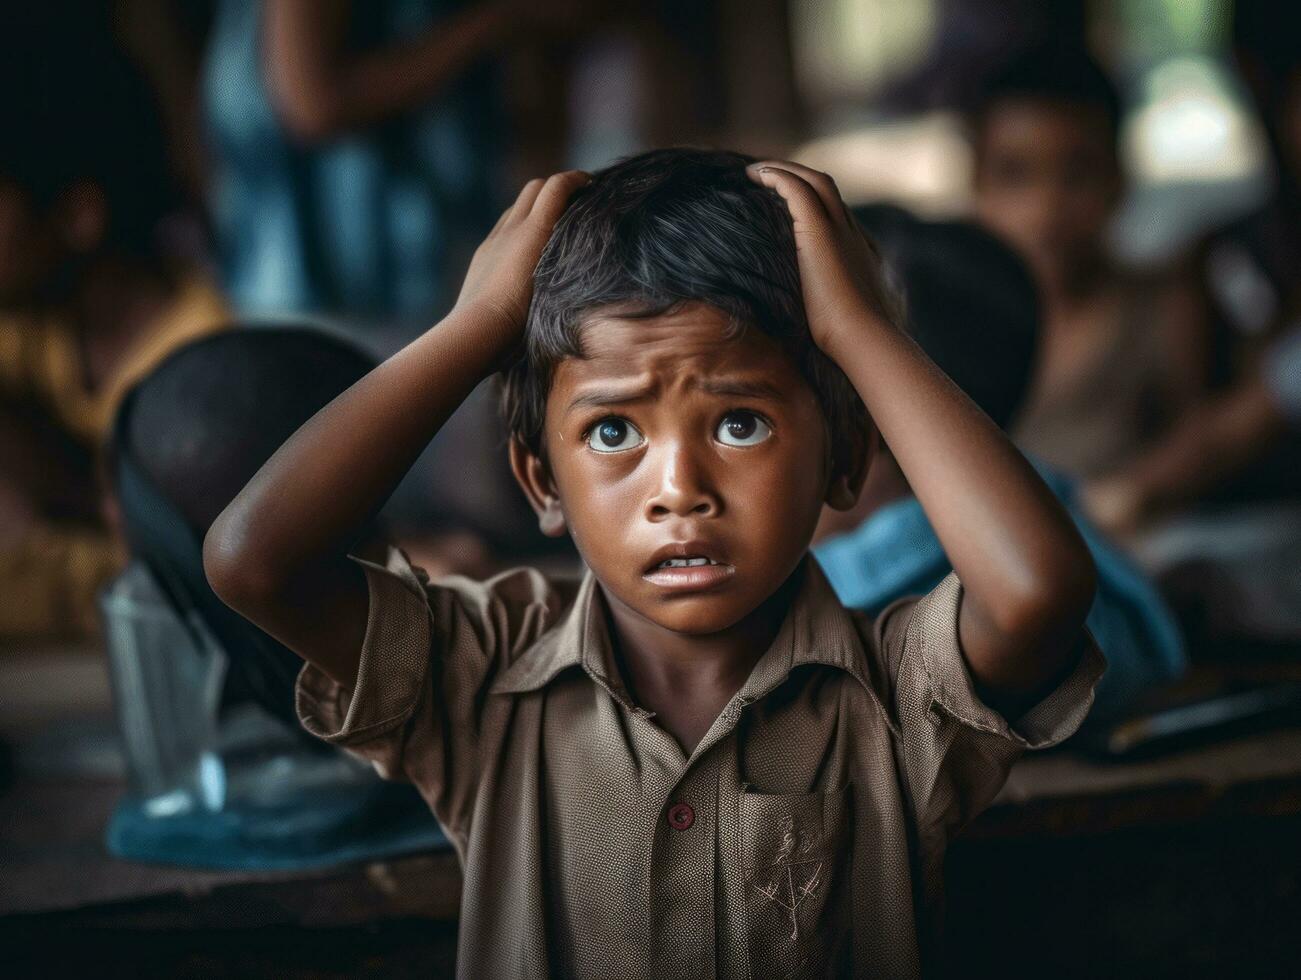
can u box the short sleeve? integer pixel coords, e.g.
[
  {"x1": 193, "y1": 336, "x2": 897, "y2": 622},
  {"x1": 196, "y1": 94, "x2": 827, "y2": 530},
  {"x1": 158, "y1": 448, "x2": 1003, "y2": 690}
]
[
  {"x1": 295, "y1": 545, "x2": 566, "y2": 845},
  {"x1": 875, "y1": 572, "x2": 1104, "y2": 841}
]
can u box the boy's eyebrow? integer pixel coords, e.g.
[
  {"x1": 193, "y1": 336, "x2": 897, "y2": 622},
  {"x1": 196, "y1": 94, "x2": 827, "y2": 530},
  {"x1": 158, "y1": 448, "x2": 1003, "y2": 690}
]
[
  {"x1": 565, "y1": 377, "x2": 788, "y2": 414},
  {"x1": 565, "y1": 382, "x2": 658, "y2": 413},
  {"x1": 697, "y1": 378, "x2": 787, "y2": 401}
]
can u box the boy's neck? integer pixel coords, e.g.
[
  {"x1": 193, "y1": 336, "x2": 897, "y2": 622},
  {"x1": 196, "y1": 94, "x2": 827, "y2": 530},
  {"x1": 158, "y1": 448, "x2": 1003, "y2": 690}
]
[{"x1": 601, "y1": 571, "x2": 800, "y2": 755}]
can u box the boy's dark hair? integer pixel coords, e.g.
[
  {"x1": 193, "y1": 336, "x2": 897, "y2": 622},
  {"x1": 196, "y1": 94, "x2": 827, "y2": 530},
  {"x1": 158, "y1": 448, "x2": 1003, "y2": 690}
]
[
  {"x1": 500, "y1": 148, "x2": 870, "y2": 476},
  {"x1": 854, "y1": 204, "x2": 1039, "y2": 431},
  {"x1": 972, "y1": 43, "x2": 1123, "y2": 146}
]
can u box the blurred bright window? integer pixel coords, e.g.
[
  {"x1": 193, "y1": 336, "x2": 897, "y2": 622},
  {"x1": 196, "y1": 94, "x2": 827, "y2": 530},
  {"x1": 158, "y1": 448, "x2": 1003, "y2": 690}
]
[
  {"x1": 789, "y1": 0, "x2": 1273, "y2": 259},
  {"x1": 790, "y1": 0, "x2": 937, "y2": 105}
]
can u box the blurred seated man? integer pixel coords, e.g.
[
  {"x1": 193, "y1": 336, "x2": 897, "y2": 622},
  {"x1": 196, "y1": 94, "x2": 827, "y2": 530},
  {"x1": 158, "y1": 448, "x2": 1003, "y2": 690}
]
[
  {"x1": 970, "y1": 43, "x2": 1209, "y2": 482},
  {"x1": 110, "y1": 328, "x2": 379, "y2": 732},
  {"x1": 814, "y1": 206, "x2": 1185, "y2": 726},
  {"x1": 104, "y1": 328, "x2": 447, "y2": 866},
  {"x1": 111, "y1": 326, "x2": 521, "y2": 729},
  {"x1": 0, "y1": 27, "x2": 225, "y2": 642}
]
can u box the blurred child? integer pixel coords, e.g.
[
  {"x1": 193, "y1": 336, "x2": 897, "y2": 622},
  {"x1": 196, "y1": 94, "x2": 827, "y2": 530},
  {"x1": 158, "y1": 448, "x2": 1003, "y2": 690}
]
[
  {"x1": 0, "y1": 19, "x2": 225, "y2": 641},
  {"x1": 111, "y1": 329, "x2": 378, "y2": 730},
  {"x1": 103, "y1": 328, "x2": 446, "y2": 869},
  {"x1": 971, "y1": 44, "x2": 1207, "y2": 481},
  {"x1": 1084, "y1": 0, "x2": 1301, "y2": 531},
  {"x1": 207, "y1": 150, "x2": 1101, "y2": 977},
  {"x1": 814, "y1": 205, "x2": 1184, "y2": 727}
]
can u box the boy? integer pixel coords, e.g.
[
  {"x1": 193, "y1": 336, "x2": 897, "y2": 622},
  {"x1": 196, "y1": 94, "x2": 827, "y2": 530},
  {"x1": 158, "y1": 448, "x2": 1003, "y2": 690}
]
[
  {"x1": 970, "y1": 44, "x2": 1206, "y2": 482},
  {"x1": 813, "y1": 205, "x2": 1183, "y2": 727},
  {"x1": 207, "y1": 150, "x2": 1101, "y2": 978}
]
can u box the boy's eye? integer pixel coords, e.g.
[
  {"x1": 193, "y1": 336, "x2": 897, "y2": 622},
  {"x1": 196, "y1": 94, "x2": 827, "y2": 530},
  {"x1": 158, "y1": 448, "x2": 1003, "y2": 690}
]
[
  {"x1": 716, "y1": 411, "x2": 771, "y2": 447},
  {"x1": 587, "y1": 417, "x2": 644, "y2": 453}
]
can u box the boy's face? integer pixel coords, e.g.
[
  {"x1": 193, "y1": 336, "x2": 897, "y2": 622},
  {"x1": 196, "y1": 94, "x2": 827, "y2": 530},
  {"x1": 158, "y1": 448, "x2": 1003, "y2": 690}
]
[
  {"x1": 515, "y1": 303, "x2": 851, "y2": 637},
  {"x1": 973, "y1": 99, "x2": 1120, "y2": 295}
]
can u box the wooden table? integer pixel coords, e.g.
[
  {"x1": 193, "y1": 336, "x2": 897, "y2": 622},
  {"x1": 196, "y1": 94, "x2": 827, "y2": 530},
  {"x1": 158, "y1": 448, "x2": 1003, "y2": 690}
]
[{"x1": 4, "y1": 649, "x2": 1301, "y2": 977}]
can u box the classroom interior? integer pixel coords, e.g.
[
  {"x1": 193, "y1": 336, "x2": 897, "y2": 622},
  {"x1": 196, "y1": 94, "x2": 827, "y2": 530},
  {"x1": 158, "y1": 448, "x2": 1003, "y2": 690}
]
[{"x1": 2, "y1": 1, "x2": 1300, "y2": 976}]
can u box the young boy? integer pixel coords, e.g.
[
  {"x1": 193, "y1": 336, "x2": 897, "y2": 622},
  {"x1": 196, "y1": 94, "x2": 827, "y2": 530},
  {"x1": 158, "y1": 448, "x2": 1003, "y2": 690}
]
[
  {"x1": 970, "y1": 44, "x2": 1206, "y2": 482},
  {"x1": 207, "y1": 150, "x2": 1101, "y2": 978},
  {"x1": 813, "y1": 205, "x2": 1183, "y2": 728}
]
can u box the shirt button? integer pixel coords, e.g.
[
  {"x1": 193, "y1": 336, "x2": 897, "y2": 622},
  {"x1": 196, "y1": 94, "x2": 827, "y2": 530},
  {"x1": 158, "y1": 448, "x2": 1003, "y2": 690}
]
[{"x1": 667, "y1": 802, "x2": 695, "y2": 831}]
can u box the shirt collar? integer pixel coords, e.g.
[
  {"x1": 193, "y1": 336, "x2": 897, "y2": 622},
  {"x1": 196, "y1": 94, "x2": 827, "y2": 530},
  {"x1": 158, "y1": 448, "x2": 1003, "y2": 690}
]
[{"x1": 489, "y1": 557, "x2": 872, "y2": 705}]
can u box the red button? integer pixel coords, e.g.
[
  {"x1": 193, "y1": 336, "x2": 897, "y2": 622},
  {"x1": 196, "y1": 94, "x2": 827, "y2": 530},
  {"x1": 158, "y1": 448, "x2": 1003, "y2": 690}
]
[{"x1": 667, "y1": 802, "x2": 695, "y2": 831}]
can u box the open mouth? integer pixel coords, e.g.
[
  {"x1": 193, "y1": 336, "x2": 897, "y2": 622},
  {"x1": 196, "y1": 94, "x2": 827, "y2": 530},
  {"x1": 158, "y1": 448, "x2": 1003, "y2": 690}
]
[
  {"x1": 655, "y1": 556, "x2": 721, "y2": 569},
  {"x1": 643, "y1": 543, "x2": 735, "y2": 591}
]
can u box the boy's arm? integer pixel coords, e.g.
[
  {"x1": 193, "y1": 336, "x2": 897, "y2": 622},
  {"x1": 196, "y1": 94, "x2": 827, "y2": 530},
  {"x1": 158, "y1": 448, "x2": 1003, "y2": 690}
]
[
  {"x1": 751, "y1": 161, "x2": 1096, "y2": 716},
  {"x1": 203, "y1": 172, "x2": 588, "y2": 689}
]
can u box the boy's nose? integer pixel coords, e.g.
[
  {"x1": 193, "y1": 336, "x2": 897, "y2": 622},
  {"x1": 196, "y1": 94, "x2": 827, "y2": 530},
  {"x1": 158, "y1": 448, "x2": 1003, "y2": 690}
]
[{"x1": 645, "y1": 443, "x2": 720, "y2": 521}]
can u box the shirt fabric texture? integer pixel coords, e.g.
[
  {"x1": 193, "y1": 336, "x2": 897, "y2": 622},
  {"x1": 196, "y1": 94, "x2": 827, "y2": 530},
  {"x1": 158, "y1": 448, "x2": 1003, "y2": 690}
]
[{"x1": 297, "y1": 548, "x2": 1102, "y2": 978}]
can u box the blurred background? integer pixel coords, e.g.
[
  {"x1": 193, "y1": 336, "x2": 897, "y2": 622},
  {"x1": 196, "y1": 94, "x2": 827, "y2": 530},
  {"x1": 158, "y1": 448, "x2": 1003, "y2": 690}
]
[{"x1": 2, "y1": 1, "x2": 1299, "y2": 976}]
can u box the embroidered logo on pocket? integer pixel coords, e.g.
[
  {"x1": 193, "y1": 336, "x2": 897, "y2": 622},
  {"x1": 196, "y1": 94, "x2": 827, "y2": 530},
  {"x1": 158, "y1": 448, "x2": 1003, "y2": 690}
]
[{"x1": 739, "y1": 786, "x2": 852, "y2": 977}]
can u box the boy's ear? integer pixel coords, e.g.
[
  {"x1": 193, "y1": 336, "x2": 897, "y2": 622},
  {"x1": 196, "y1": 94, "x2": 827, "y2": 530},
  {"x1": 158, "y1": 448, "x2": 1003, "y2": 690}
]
[
  {"x1": 509, "y1": 437, "x2": 568, "y2": 538},
  {"x1": 825, "y1": 423, "x2": 877, "y2": 511}
]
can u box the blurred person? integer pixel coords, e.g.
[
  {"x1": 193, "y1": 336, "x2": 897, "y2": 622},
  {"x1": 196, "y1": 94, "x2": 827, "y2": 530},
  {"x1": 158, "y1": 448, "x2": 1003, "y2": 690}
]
[
  {"x1": 105, "y1": 327, "x2": 441, "y2": 866},
  {"x1": 971, "y1": 44, "x2": 1209, "y2": 481},
  {"x1": 1071, "y1": 2, "x2": 1301, "y2": 653},
  {"x1": 1192, "y1": 0, "x2": 1301, "y2": 354},
  {"x1": 110, "y1": 328, "x2": 379, "y2": 732},
  {"x1": 1084, "y1": 0, "x2": 1301, "y2": 531},
  {"x1": 0, "y1": 14, "x2": 226, "y2": 642},
  {"x1": 815, "y1": 205, "x2": 1184, "y2": 727},
  {"x1": 1084, "y1": 325, "x2": 1300, "y2": 534},
  {"x1": 202, "y1": 0, "x2": 590, "y2": 325}
]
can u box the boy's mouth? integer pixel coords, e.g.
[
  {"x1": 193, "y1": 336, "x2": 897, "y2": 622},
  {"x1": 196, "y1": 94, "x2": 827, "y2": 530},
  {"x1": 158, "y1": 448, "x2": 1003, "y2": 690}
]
[
  {"x1": 642, "y1": 543, "x2": 735, "y2": 591},
  {"x1": 655, "y1": 556, "x2": 719, "y2": 568}
]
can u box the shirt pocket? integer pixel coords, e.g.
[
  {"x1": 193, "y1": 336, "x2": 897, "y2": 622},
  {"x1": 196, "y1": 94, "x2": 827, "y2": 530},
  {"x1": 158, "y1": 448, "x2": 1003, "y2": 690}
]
[{"x1": 739, "y1": 784, "x2": 853, "y2": 979}]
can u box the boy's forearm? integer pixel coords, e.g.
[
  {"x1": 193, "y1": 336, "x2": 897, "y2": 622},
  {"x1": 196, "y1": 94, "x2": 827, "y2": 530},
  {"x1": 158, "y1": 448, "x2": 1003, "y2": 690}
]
[
  {"x1": 207, "y1": 307, "x2": 514, "y2": 589},
  {"x1": 827, "y1": 313, "x2": 1096, "y2": 703},
  {"x1": 204, "y1": 170, "x2": 586, "y2": 688}
]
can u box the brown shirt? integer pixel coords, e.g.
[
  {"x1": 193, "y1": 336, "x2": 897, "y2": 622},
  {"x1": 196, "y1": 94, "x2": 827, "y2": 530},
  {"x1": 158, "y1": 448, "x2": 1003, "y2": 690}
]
[{"x1": 297, "y1": 548, "x2": 1102, "y2": 979}]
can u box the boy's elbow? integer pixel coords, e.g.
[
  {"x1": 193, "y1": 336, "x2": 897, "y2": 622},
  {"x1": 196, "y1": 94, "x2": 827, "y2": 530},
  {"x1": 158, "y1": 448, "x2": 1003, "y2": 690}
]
[
  {"x1": 203, "y1": 513, "x2": 285, "y2": 615},
  {"x1": 1053, "y1": 547, "x2": 1097, "y2": 631},
  {"x1": 997, "y1": 545, "x2": 1097, "y2": 642}
]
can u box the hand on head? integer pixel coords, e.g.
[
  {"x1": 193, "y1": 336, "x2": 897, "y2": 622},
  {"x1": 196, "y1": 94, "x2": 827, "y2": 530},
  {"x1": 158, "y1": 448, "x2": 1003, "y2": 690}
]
[
  {"x1": 453, "y1": 170, "x2": 591, "y2": 353},
  {"x1": 747, "y1": 160, "x2": 897, "y2": 357}
]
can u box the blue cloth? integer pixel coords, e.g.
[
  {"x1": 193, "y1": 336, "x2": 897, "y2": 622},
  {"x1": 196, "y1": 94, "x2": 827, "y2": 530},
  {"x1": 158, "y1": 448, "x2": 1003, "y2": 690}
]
[
  {"x1": 107, "y1": 779, "x2": 448, "y2": 871},
  {"x1": 813, "y1": 465, "x2": 1186, "y2": 726},
  {"x1": 202, "y1": 0, "x2": 501, "y2": 321}
]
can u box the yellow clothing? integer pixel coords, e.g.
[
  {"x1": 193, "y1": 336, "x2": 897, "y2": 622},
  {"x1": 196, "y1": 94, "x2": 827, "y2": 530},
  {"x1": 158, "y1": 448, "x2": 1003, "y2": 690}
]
[
  {"x1": 0, "y1": 275, "x2": 227, "y2": 443},
  {"x1": 0, "y1": 275, "x2": 227, "y2": 642}
]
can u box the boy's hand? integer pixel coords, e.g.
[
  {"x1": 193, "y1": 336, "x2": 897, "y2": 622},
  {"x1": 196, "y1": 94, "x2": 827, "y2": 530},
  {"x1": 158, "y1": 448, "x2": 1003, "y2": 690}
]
[
  {"x1": 753, "y1": 161, "x2": 1095, "y2": 716},
  {"x1": 748, "y1": 160, "x2": 894, "y2": 357},
  {"x1": 454, "y1": 170, "x2": 590, "y2": 343}
]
